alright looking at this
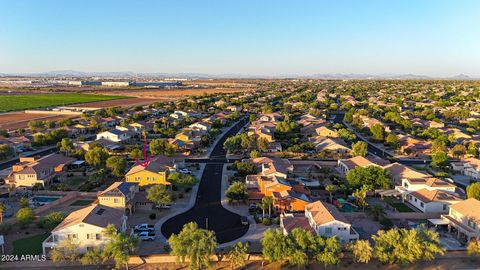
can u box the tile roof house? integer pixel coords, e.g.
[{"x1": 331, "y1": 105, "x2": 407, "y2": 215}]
[
  {"x1": 383, "y1": 162, "x2": 430, "y2": 185},
  {"x1": 337, "y1": 156, "x2": 389, "y2": 175},
  {"x1": 441, "y1": 198, "x2": 480, "y2": 241},
  {"x1": 451, "y1": 158, "x2": 480, "y2": 180},
  {"x1": 125, "y1": 155, "x2": 178, "y2": 186},
  {"x1": 405, "y1": 188, "x2": 462, "y2": 213},
  {"x1": 96, "y1": 129, "x2": 131, "y2": 143},
  {"x1": 304, "y1": 201, "x2": 359, "y2": 243},
  {"x1": 98, "y1": 182, "x2": 139, "y2": 213},
  {"x1": 42, "y1": 204, "x2": 127, "y2": 255},
  {"x1": 311, "y1": 136, "x2": 350, "y2": 154},
  {"x1": 6, "y1": 153, "x2": 75, "y2": 188}
]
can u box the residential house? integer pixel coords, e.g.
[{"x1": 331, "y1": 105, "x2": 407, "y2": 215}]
[
  {"x1": 315, "y1": 126, "x2": 338, "y2": 138},
  {"x1": 405, "y1": 188, "x2": 461, "y2": 213},
  {"x1": 442, "y1": 198, "x2": 480, "y2": 242},
  {"x1": 311, "y1": 137, "x2": 350, "y2": 154},
  {"x1": 6, "y1": 153, "x2": 74, "y2": 188},
  {"x1": 96, "y1": 129, "x2": 131, "y2": 143},
  {"x1": 97, "y1": 182, "x2": 139, "y2": 214},
  {"x1": 42, "y1": 204, "x2": 127, "y2": 255},
  {"x1": 451, "y1": 158, "x2": 480, "y2": 180},
  {"x1": 337, "y1": 156, "x2": 389, "y2": 175},
  {"x1": 125, "y1": 155, "x2": 177, "y2": 186},
  {"x1": 305, "y1": 201, "x2": 359, "y2": 243},
  {"x1": 383, "y1": 162, "x2": 430, "y2": 185}
]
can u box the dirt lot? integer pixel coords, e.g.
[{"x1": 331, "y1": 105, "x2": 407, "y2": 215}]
[
  {"x1": 0, "y1": 112, "x2": 72, "y2": 130},
  {"x1": 88, "y1": 88, "x2": 251, "y2": 100},
  {"x1": 72, "y1": 97, "x2": 157, "y2": 108}
]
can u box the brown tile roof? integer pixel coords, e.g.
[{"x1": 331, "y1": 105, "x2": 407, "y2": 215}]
[
  {"x1": 52, "y1": 204, "x2": 125, "y2": 232},
  {"x1": 449, "y1": 198, "x2": 480, "y2": 222},
  {"x1": 405, "y1": 177, "x2": 455, "y2": 188},
  {"x1": 305, "y1": 201, "x2": 350, "y2": 225},
  {"x1": 282, "y1": 214, "x2": 315, "y2": 234},
  {"x1": 410, "y1": 188, "x2": 461, "y2": 203}
]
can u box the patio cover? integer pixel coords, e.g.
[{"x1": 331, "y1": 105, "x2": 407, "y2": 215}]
[
  {"x1": 376, "y1": 189, "x2": 401, "y2": 197},
  {"x1": 428, "y1": 218, "x2": 450, "y2": 226}
]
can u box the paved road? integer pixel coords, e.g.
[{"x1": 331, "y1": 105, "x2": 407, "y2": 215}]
[
  {"x1": 161, "y1": 118, "x2": 249, "y2": 243},
  {"x1": 331, "y1": 112, "x2": 429, "y2": 165}
]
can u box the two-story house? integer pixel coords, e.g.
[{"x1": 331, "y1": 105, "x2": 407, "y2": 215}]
[
  {"x1": 42, "y1": 204, "x2": 127, "y2": 255},
  {"x1": 96, "y1": 129, "x2": 131, "y2": 143},
  {"x1": 6, "y1": 154, "x2": 74, "y2": 188},
  {"x1": 97, "y1": 182, "x2": 139, "y2": 214},
  {"x1": 305, "y1": 201, "x2": 359, "y2": 243},
  {"x1": 442, "y1": 198, "x2": 480, "y2": 242},
  {"x1": 125, "y1": 155, "x2": 177, "y2": 187}
]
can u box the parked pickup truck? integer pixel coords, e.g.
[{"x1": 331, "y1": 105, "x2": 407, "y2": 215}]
[
  {"x1": 133, "y1": 224, "x2": 155, "y2": 232},
  {"x1": 134, "y1": 231, "x2": 155, "y2": 241}
]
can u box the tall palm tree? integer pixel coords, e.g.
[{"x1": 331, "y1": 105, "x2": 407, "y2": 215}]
[
  {"x1": 262, "y1": 196, "x2": 274, "y2": 217},
  {"x1": 368, "y1": 204, "x2": 386, "y2": 221},
  {"x1": 325, "y1": 185, "x2": 337, "y2": 203},
  {"x1": 0, "y1": 202, "x2": 5, "y2": 224}
]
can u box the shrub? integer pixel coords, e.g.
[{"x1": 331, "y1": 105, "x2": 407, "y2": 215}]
[
  {"x1": 379, "y1": 217, "x2": 393, "y2": 229},
  {"x1": 149, "y1": 213, "x2": 157, "y2": 220},
  {"x1": 0, "y1": 223, "x2": 12, "y2": 234},
  {"x1": 262, "y1": 217, "x2": 271, "y2": 226}
]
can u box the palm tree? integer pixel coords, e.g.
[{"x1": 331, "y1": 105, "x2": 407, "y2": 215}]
[
  {"x1": 0, "y1": 202, "x2": 5, "y2": 224},
  {"x1": 325, "y1": 185, "x2": 337, "y2": 203},
  {"x1": 262, "y1": 196, "x2": 274, "y2": 217}
]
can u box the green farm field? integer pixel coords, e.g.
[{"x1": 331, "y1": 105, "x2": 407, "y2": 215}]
[{"x1": 0, "y1": 93, "x2": 127, "y2": 112}]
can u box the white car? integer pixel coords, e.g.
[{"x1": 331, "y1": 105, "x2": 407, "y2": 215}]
[{"x1": 178, "y1": 169, "x2": 192, "y2": 174}]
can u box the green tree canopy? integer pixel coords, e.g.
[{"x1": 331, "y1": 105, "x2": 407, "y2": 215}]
[
  {"x1": 168, "y1": 173, "x2": 198, "y2": 189},
  {"x1": 351, "y1": 141, "x2": 368, "y2": 157},
  {"x1": 169, "y1": 222, "x2": 217, "y2": 270},
  {"x1": 225, "y1": 182, "x2": 248, "y2": 202},
  {"x1": 106, "y1": 156, "x2": 127, "y2": 177},
  {"x1": 85, "y1": 146, "x2": 109, "y2": 167},
  {"x1": 346, "y1": 166, "x2": 391, "y2": 190},
  {"x1": 466, "y1": 182, "x2": 480, "y2": 200},
  {"x1": 147, "y1": 185, "x2": 173, "y2": 206}
]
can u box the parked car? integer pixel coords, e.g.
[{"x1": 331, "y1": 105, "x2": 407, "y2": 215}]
[
  {"x1": 133, "y1": 224, "x2": 155, "y2": 232},
  {"x1": 154, "y1": 204, "x2": 172, "y2": 209},
  {"x1": 241, "y1": 216, "x2": 249, "y2": 226},
  {"x1": 248, "y1": 204, "x2": 259, "y2": 213},
  {"x1": 134, "y1": 231, "x2": 155, "y2": 241},
  {"x1": 178, "y1": 168, "x2": 192, "y2": 174}
]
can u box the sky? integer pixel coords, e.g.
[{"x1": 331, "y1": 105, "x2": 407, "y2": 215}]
[{"x1": 1, "y1": 0, "x2": 480, "y2": 77}]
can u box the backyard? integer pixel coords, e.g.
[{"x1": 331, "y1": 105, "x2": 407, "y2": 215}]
[{"x1": 12, "y1": 233, "x2": 49, "y2": 256}]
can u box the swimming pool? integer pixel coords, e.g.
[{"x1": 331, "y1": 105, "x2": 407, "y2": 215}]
[
  {"x1": 30, "y1": 195, "x2": 62, "y2": 205},
  {"x1": 340, "y1": 202, "x2": 358, "y2": 212}
]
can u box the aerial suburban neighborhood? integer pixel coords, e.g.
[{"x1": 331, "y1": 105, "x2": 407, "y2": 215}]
[{"x1": 1, "y1": 0, "x2": 480, "y2": 269}]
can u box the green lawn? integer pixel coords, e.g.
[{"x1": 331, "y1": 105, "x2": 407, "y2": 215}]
[
  {"x1": 70, "y1": 199, "x2": 95, "y2": 206},
  {"x1": 64, "y1": 176, "x2": 88, "y2": 189},
  {"x1": 0, "y1": 93, "x2": 127, "y2": 112},
  {"x1": 389, "y1": 202, "x2": 414, "y2": 212},
  {"x1": 12, "y1": 233, "x2": 49, "y2": 255}
]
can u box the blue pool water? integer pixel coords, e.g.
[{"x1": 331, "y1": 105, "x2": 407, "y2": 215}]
[
  {"x1": 31, "y1": 196, "x2": 62, "y2": 204},
  {"x1": 340, "y1": 203, "x2": 358, "y2": 212}
]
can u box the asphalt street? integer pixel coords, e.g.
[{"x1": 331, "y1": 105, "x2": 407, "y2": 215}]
[{"x1": 161, "y1": 118, "x2": 249, "y2": 243}]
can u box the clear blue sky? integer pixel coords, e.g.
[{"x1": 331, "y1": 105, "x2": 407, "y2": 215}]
[{"x1": 1, "y1": 0, "x2": 479, "y2": 76}]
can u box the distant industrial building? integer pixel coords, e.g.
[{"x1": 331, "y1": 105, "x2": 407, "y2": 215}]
[{"x1": 67, "y1": 81, "x2": 182, "y2": 87}]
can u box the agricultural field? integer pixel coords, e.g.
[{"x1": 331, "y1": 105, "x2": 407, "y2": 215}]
[{"x1": 0, "y1": 93, "x2": 127, "y2": 112}]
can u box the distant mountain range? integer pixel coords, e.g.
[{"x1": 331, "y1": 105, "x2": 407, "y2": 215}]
[{"x1": 0, "y1": 70, "x2": 478, "y2": 80}]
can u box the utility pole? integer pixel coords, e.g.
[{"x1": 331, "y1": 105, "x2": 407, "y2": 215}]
[{"x1": 206, "y1": 218, "x2": 208, "y2": 230}]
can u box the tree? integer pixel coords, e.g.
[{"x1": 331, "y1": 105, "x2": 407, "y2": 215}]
[
  {"x1": 103, "y1": 224, "x2": 139, "y2": 270},
  {"x1": 169, "y1": 222, "x2": 217, "y2": 270},
  {"x1": 37, "y1": 211, "x2": 66, "y2": 230},
  {"x1": 167, "y1": 173, "x2": 198, "y2": 189},
  {"x1": 261, "y1": 196, "x2": 273, "y2": 218},
  {"x1": 431, "y1": 150, "x2": 449, "y2": 167},
  {"x1": 106, "y1": 156, "x2": 127, "y2": 177},
  {"x1": 370, "y1": 124, "x2": 385, "y2": 141},
  {"x1": 16, "y1": 207, "x2": 35, "y2": 227},
  {"x1": 50, "y1": 239, "x2": 80, "y2": 263},
  {"x1": 85, "y1": 146, "x2": 109, "y2": 167},
  {"x1": 467, "y1": 182, "x2": 480, "y2": 200},
  {"x1": 261, "y1": 229, "x2": 291, "y2": 264},
  {"x1": 80, "y1": 247, "x2": 105, "y2": 266},
  {"x1": 19, "y1": 197, "x2": 29, "y2": 208},
  {"x1": 346, "y1": 166, "x2": 391, "y2": 190},
  {"x1": 325, "y1": 185, "x2": 336, "y2": 203},
  {"x1": 223, "y1": 136, "x2": 242, "y2": 153},
  {"x1": 337, "y1": 128, "x2": 356, "y2": 141},
  {"x1": 147, "y1": 185, "x2": 173, "y2": 206},
  {"x1": 225, "y1": 182, "x2": 248, "y2": 203},
  {"x1": 59, "y1": 138, "x2": 75, "y2": 155},
  {"x1": 372, "y1": 227, "x2": 445, "y2": 265},
  {"x1": 227, "y1": 242, "x2": 249, "y2": 270},
  {"x1": 451, "y1": 144, "x2": 467, "y2": 159},
  {"x1": 386, "y1": 133, "x2": 400, "y2": 149},
  {"x1": 368, "y1": 204, "x2": 386, "y2": 221},
  {"x1": 353, "y1": 186, "x2": 369, "y2": 211},
  {"x1": 0, "y1": 202, "x2": 5, "y2": 224},
  {"x1": 150, "y1": 139, "x2": 176, "y2": 156},
  {"x1": 249, "y1": 150, "x2": 261, "y2": 158},
  {"x1": 350, "y1": 240, "x2": 373, "y2": 263},
  {"x1": 257, "y1": 137, "x2": 270, "y2": 151},
  {"x1": 0, "y1": 145, "x2": 14, "y2": 160},
  {"x1": 130, "y1": 148, "x2": 143, "y2": 160},
  {"x1": 467, "y1": 240, "x2": 480, "y2": 257},
  {"x1": 351, "y1": 141, "x2": 368, "y2": 157}
]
